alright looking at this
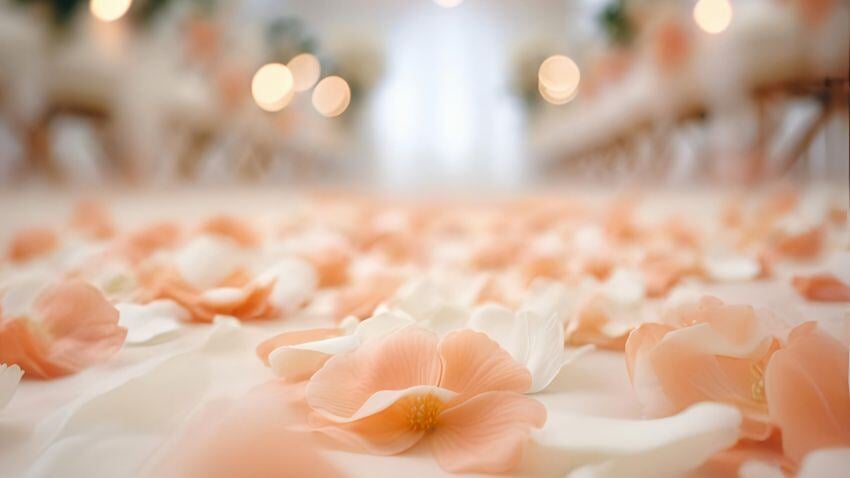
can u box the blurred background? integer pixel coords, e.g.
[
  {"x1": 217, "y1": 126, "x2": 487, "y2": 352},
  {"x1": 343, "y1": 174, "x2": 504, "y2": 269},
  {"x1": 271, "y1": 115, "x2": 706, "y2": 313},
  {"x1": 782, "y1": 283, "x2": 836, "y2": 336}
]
[{"x1": 0, "y1": 0, "x2": 847, "y2": 190}]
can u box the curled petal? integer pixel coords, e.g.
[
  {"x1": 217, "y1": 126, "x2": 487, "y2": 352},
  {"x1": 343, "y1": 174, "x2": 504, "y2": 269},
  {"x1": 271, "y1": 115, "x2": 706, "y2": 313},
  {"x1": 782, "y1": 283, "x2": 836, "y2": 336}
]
[
  {"x1": 0, "y1": 280, "x2": 125, "y2": 379},
  {"x1": 765, "y1": 322, "x2": 850, "y2": 464},
  {"x1": 430, "y1": 391, "x2": 546, "y2": 474}
]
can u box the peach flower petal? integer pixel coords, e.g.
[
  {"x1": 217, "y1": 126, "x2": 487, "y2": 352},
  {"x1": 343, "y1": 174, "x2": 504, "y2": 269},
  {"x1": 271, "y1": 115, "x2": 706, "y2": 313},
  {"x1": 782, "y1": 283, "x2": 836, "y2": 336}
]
[
  {"x1": 772, "y1": 225, "x2": 825, "y2": 260},
  {"x1": 438, "y1": 329, "x2": 532, "y2": 402},
  {"x1": 309, "y1": 390, "x2": 429, "y2": 455},
  {"x1": 0, "y1": 280, "x2": 125, "y2": 379},
  {"x1": 198, "y1": 215, "x2": 262, "y2": 249},
  {"x1": 765, "y1": 322, "x2": 850, "y2": 464},
  {"x1": 430, "y1": 391, "x2": 546, "y2": 473},
  {"x1": 307, "y1": 327, "x2": 441, "y2": 418},
  {"x1": 116, "y1": 222, "x2": 182, "y2": 264},
  {"x1": 151, "y1": 382, "x2": 342, "y2": 478},
  {"x1": 792, "y1": 274, "x2": 850, "y2": 302},
  {"x1": 70, "y1": 200, "x2": 116, "y2": 240},
  {"x1": 6, "y1": 227, "x2": 59, "y2": 263},
  {"x1": 334, "y1": 273, "x2": 403, "y2": 320}
]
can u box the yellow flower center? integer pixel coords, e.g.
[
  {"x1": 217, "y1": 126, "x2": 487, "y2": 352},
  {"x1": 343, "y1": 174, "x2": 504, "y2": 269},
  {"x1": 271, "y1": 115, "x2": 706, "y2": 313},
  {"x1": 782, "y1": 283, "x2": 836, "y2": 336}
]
[
  {"x1": 404, "y1": 394, "x2": 443, "y2": 432},
  {"x1": 750, "y1": 362, "x2": 766, "y2": 403}
]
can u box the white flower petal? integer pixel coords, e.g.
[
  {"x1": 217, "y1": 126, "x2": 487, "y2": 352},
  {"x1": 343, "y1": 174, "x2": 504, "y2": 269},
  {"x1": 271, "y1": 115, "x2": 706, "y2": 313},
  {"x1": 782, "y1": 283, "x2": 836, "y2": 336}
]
[
  {"x1": 798, "y1": 448, "x2": 850, "y2": 478},
  {"x1": 174, "y1": 236, "x2": 243, "y2": 290},
  {"x1": 704, "y1": 255, "x2": 760, "y2": 282},
  {"x1": 524, "y1": 310, "x2": 567, "y2": 393},
  {"x1": 531, "y1": 403, "x2": 741, "y2": 478},
  {"x1": 199, "y1": 287, "x2": 248, "y2": 307},
  {"x1": 0, "y1": 363, "x2": 24, "y2": 410},
  {"x1": 354, "y1": 311, "x2": 415, "y2": 342},
  {"x1": 603, "y1": 269, "x2": 645, "y2": 305},
  {"x1": 260, "y1": 257, "x2": 318, "y2": 314},
  {"x1": 469, "y1": 304, "x2": 528, "y2": 362},
  {"x1": 739, "y1": 460, "x2": 785, "y2": 478},
  {"x1": 116, "y1": 300, "x2": 185, "y2": 345}
]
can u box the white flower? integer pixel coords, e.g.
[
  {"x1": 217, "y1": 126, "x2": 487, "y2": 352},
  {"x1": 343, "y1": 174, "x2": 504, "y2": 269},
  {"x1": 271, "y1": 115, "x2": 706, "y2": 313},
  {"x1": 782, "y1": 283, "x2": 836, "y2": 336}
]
[{"x1": 0, "y1": 363, "x2": 24, "y2": 410}]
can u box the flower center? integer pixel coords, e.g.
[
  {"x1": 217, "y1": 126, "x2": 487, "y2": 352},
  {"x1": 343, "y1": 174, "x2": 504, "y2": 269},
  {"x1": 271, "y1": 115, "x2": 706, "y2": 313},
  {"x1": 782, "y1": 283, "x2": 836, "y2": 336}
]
[
  {"x1": 750, "y1": 362, "x2": 766, "y2": 403},
  {"x1": 404, "y1": 394, "x2": 443, "y2": 432}
]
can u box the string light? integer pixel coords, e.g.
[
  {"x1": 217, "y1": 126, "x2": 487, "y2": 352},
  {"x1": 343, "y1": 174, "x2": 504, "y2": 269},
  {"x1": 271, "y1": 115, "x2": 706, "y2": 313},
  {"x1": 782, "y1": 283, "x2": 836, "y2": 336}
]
[
  {"x1": 287, "y1": 53, "x2": 322, "y2": 92},
  {"x1": 90, "y1": 0, "x2": 133, "y2": 22},
  {"x1": 538, "y1": 55, "x2": 580, "y2": 105},
  {"x1": 251, "y1": 63, "x2": 295, "y2": 112},
  {"x1": 312, "y1": 76, "x2": 351, "y2": 117},
  {"x1": 693, "y1": 0, "x2": 733, "y2": 34}
]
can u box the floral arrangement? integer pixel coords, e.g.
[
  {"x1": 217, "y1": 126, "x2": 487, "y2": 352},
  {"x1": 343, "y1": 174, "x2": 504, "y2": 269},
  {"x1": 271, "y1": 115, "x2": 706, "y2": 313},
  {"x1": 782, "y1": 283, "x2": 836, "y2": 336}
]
[{"x1": 0, "y1": 187, "x2": 848, "y2": 476}]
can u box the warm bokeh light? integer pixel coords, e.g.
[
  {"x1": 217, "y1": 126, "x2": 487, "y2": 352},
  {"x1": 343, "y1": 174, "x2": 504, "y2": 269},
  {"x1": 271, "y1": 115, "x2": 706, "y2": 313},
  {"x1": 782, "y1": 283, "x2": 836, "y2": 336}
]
[
  {"x1": 312, "y1": 76, "x2": 351, "y2": 117},
  {"x1": 538, "y1": 55, "x2": 580, "y2": 105},
  {"x1": 693, "y1": 0, "x2": 733, "y2": 34},
  {"x1": 434, "y1": 0, "x2": 464, "y2": 8},
  {"x1": 287, "y1": 53, "x2": 322, "y2": 92},
  {"x1": 90, "y1": 0, "x2": 133, "y2": 22},
  {"x1": 251, "y1": 63, "x2": 295, "y2": 112}
]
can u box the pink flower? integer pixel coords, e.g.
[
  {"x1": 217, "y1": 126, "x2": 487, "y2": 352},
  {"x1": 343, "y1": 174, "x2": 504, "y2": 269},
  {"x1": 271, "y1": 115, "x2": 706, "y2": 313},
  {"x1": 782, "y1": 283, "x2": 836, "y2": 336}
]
[
  {"x1": 0, "y1": 280, "x2": 126, "y2": 379},
  {"x1": 764, "y1": 322, "x2": 850, "y2": 464},
  {"x1": 305, "y1": 327, "x2": 546, "y2": 473},
  {"x1": 625, "y1": 297, "x2": 780, "y2": 440}
]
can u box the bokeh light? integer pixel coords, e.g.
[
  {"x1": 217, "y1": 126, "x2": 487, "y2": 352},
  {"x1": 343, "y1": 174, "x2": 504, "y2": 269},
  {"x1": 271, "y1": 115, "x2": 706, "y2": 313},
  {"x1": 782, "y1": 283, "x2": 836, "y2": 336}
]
[
  {"x1": 693, "y1": 0, "x2": 733, "y2": 34},
  {"x1": 434, "y1": 0, "x2": 464, "y2": 8},
  {"x1": 251, "y1": 63, "x2": 295, "y2": 112},
  {"x1": 90, "y1": 0, "x2": 133, "y2": 22},
  {"x1": 538, "y1": 55, "x2": 580, "y2": 105},
  {"x1": 287, "y1": 53, "x2": 322, "y2": 92},
  {"x1": 312, "y1": 76, "x2": 351, "y2": 117}
]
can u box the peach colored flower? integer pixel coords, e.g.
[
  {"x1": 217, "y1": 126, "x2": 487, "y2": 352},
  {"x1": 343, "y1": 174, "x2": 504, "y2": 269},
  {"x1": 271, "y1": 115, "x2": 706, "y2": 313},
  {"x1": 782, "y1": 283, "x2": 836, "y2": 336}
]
[
  {"x1": 0, "y1": 280, "x2": 126, "y2": 379},
  {"x1": 764, "y1": 321, "x2": 850, "y2": 464},
  {"x1": 138, "y1": 265, "x2": 277, "y2": 323},
  {"x1": 306, "y1": 328, "x2": 546, "y2": 473},
  {"x1": 626, "y1": 297, "x2": 780, "y2": 440},
  {"x1": 6, "y1": 227, "x2": 59, "y2": 263},
  {"x1": 70, "y1": 200, "x2": 116, "y2": 240},
  {"x1": 792, "y1": 273, "x2": 850, "y2": 302},
  {"x1": 198, "y1": 215, "x2": 262, "y2": 249}
]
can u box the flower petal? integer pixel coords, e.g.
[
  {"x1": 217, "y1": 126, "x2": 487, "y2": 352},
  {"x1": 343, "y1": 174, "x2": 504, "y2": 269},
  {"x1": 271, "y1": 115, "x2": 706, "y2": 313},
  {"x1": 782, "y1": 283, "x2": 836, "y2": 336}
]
[
  {"x1": 306, "y1": 327, "x2": 441, "y2": 418},
  {"x1": 0, "y1": 363, "x2": 23, "y2": 410},
  {"x1": 115, "y1": 300, "x2": 184, "y2": 345},
  {"x1": 797, "y1": 448, "x2": 850, "y2": 478},
  {"x1": 531, "y1": 403, "x2": 741, "y2": 478},
  {"x1": 429, "y1": 391, "x2": 546, "y2": 473},
  {"x1": 256, "y1": 328, "x2": 342, "y2": 366},
  {"x1": 268, "y1": 335, "x2": 360, "y2": 382},
  {"x1": 438, "y1": 329, "x2": 532, "y2": 401},
  {"x1": 792, "y1": 274, "x2": 850, "y2": 302},
  {"x1": 765, "y1": 322, "x2": 850, "y2": 463}
]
